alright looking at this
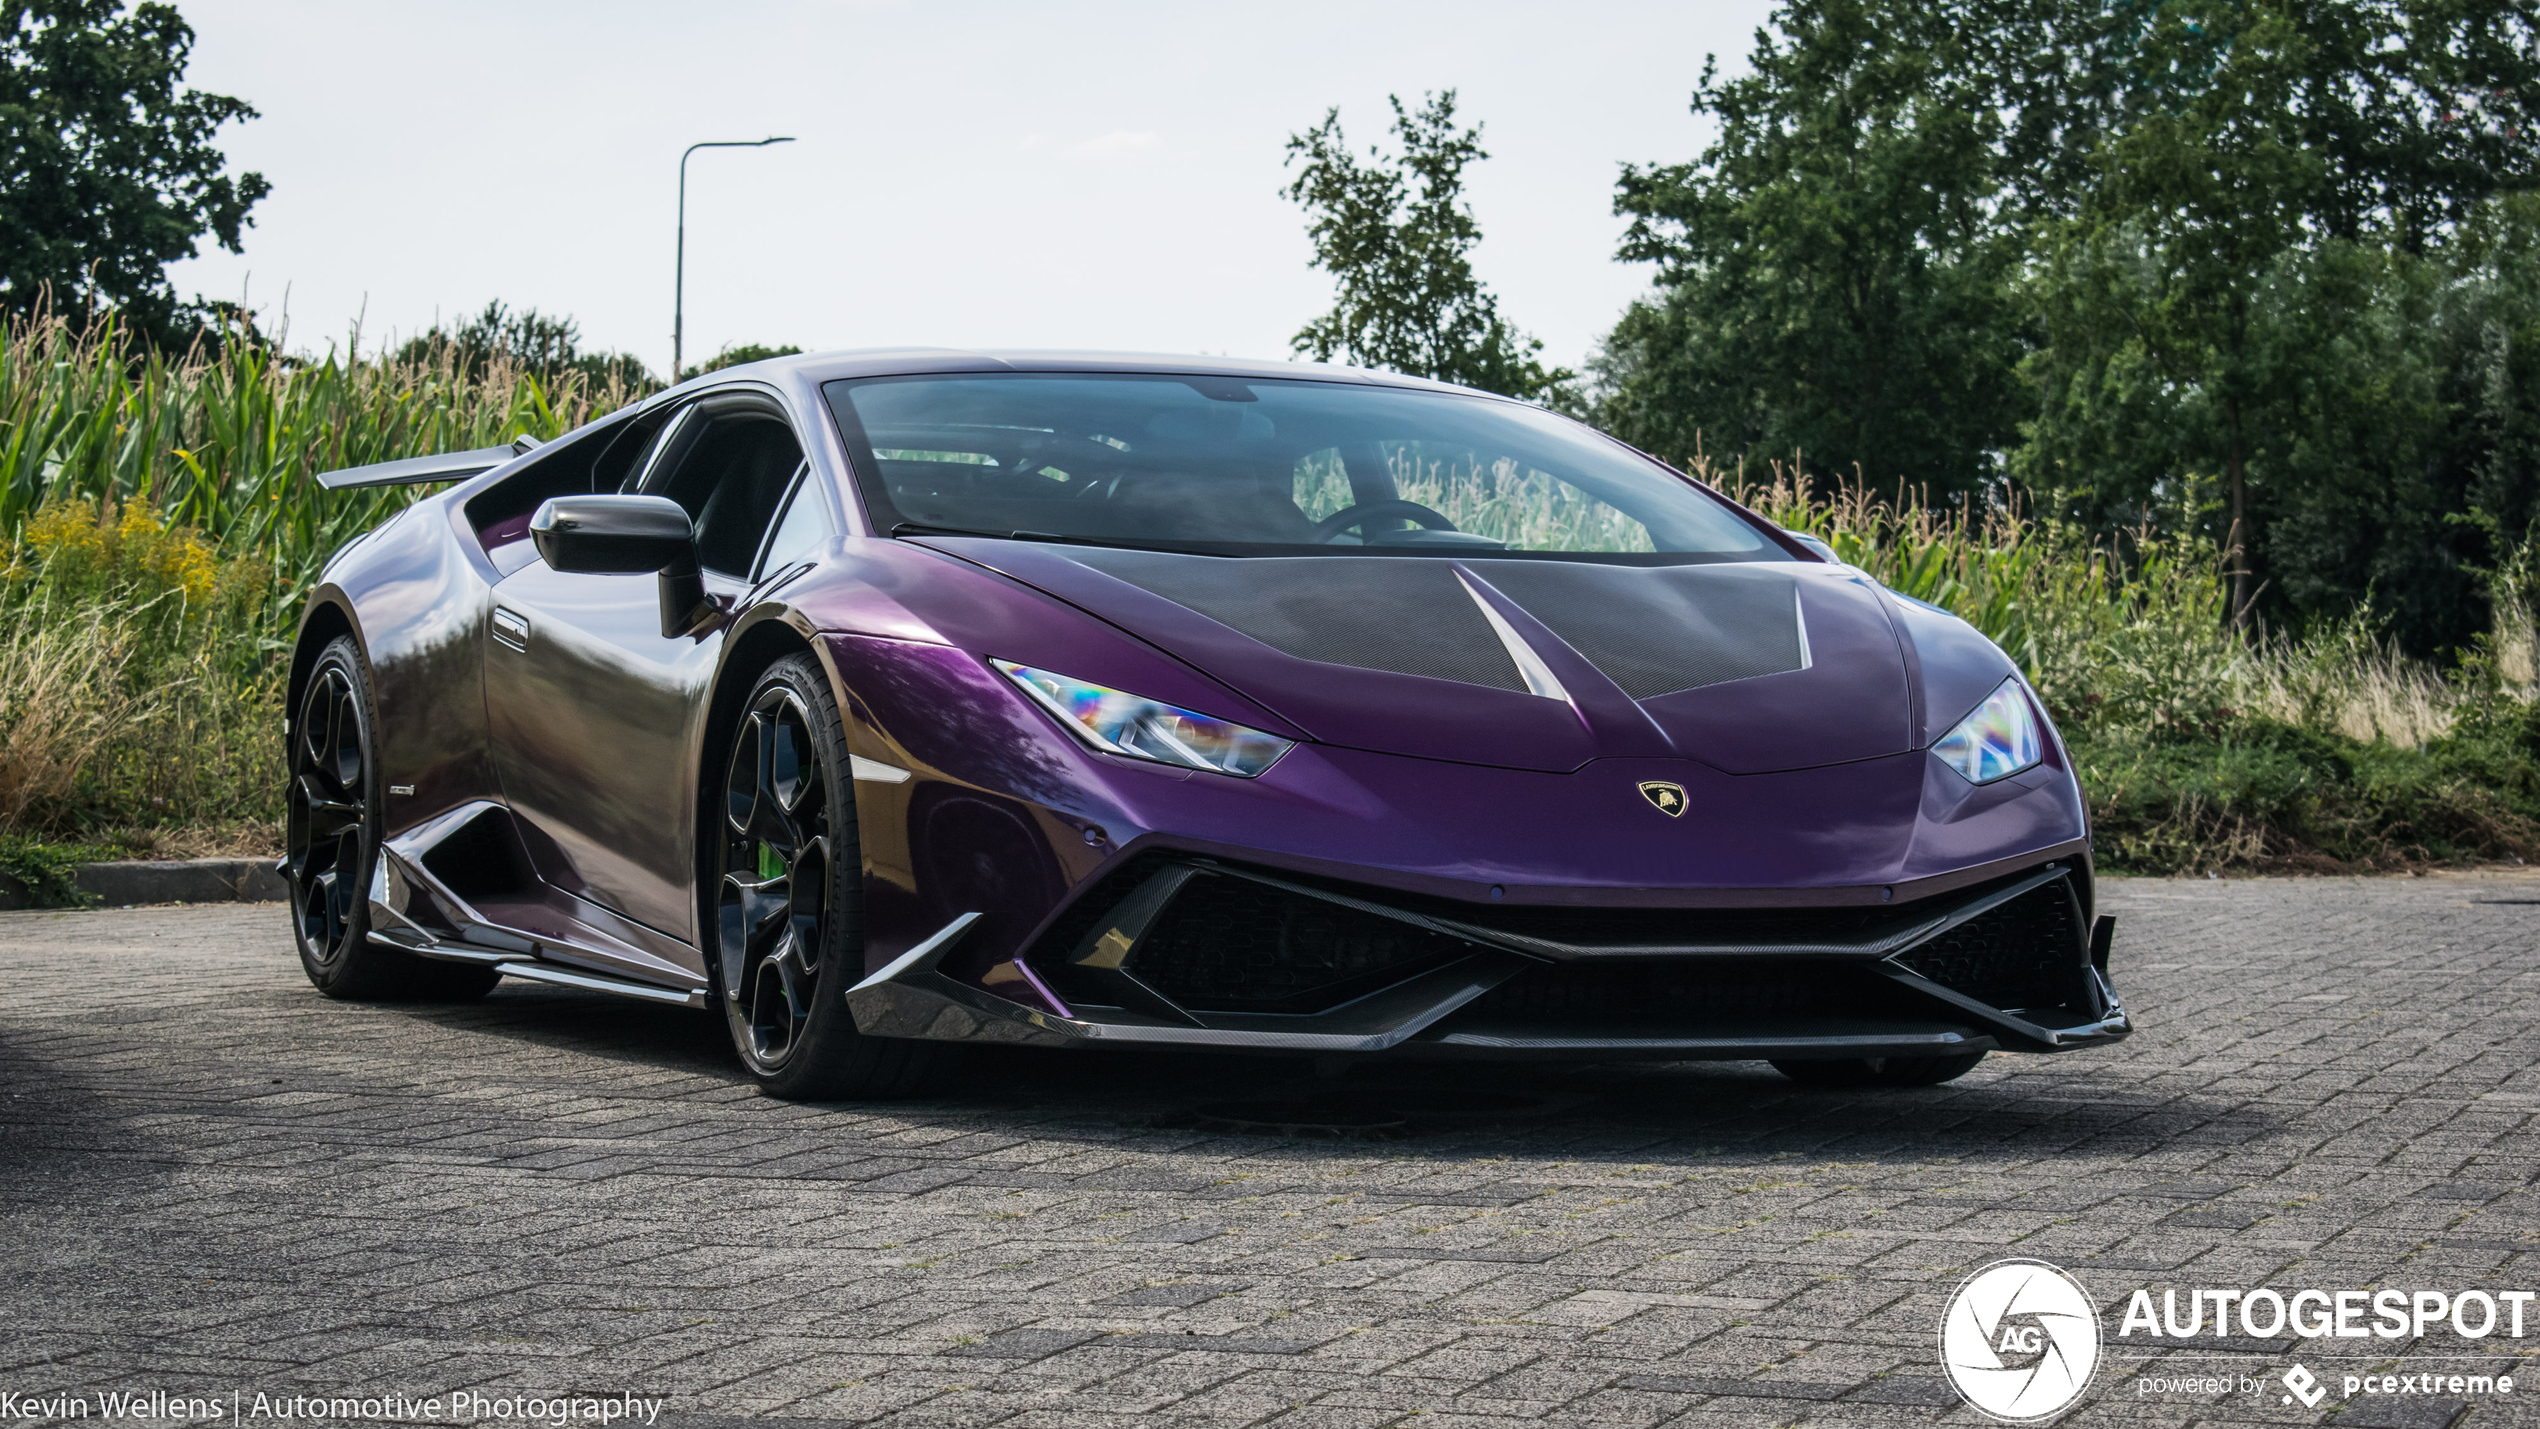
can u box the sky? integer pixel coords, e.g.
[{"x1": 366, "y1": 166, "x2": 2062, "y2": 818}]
[{"x1": 165, "y1": 0, "x2": 1780, "y2": 381}]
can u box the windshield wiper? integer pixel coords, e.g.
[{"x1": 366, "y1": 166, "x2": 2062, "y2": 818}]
[{"x1": 891, "y1": 521, "x2": 1013, "y2": 540}]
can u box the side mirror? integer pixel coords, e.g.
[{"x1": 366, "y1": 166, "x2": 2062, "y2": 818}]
[
  {"x1": 531, "y1": 495, "x2": 692, "y2": 572},
  {"x1": 529, "y1": 495, "x2": 715, "y2": 638}
]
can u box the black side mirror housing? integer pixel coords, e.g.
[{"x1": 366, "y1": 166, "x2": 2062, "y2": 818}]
[
  {"x1": 529, "y1": 495, "x2": 715, "y2": 638},
  {"x1": 531, "y1": 494, "x2": 692, "y2": 572}
]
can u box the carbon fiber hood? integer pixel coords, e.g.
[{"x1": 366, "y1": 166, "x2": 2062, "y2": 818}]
[{"x1": 923, "y1": 540, "x2": 1921, "y2": 775}]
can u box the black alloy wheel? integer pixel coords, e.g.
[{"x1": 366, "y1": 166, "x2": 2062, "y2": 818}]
[
  {"x1": 1770, "y1": 1053, "x2": 1988, "y2": 1088},
  {"x1": 714, "y1": 654, "x2": 955, "y2": 1099},
  {"x1": 287, "y1": 635, "x2": 498, "y2": 1001},
  {"x1": 288, "y1": 652, "x2": 368, "y2": 968}
]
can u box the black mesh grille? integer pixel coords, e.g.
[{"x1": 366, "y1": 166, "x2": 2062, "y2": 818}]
[
  {"x1": 1459, "y1": 959, "x2": 1900, "y2": 1022},
  {"x1": 1469, "y1": 560, "x2": 1803, "y2": 698},
  {"x1": 1121, "y1": 873, "x2": 1467, "y2": 1014},
  {"x1": 1891, "y1": 878, "x2": 2086, "y2": 1011},
  {"x1": 1066, "y1": 549, "x2": 1527, "y2": 691}
]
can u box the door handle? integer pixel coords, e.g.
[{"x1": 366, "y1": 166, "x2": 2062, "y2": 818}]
[{"x1": 491, "y1": 606, "x2": 530, "y2": 651}]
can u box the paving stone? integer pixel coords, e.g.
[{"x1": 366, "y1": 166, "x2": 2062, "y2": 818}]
[{"x1": 5, "y1": 875, "x2": 2540, "y2": 1427}]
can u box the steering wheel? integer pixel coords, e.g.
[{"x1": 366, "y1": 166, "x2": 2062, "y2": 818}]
[{"x1": 1310, "y1": 499, "x2": 1459, "y2": 545}]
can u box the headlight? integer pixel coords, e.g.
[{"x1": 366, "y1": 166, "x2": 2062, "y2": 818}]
[
  {"x1": 1931, "y1": 678, "x2": 2045, "y2": 783},
  {"x1": 992, "y1": 659, "x2": 1294, "y2": 777}
]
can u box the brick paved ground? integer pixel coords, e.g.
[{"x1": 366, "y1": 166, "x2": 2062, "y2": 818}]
[{"x1": 4, "y1": 874, "x2": 2539, "y2": 1429}]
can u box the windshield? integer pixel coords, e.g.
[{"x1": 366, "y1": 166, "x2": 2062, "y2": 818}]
[{"x1": 823, "y1": 373, "x2": 1787, "y2": 562}]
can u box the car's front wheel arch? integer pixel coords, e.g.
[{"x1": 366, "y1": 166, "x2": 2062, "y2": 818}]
[{"x1": 286, "y1": 596, "x2": 359, "y2": 733}]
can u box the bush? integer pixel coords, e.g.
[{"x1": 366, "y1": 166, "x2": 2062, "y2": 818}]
[{"x1": 0, "y1": 499, "x2": 281, "y2": 842}]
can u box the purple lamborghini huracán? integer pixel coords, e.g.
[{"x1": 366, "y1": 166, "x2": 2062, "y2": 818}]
[{"x1": 282, "y1": 351, "x2": 2127, "y2": 1099}]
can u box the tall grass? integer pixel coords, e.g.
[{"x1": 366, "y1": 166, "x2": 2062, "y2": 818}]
[
  {"x1": 0, "y1": 309, "x2": 648, "y2": 612},
  {"x1": 1, "y1": 499, "x2": 284, "y2": 851},
  {"x1": 0, "y1": 312, "x2": 647, "y2": 854}
]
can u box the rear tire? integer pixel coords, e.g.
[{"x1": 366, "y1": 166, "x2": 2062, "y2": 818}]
[
  {"x1": 712, "y1": 653, "x2": 959, "y2": 1100},
  {"x1": 1770, "y1": 1053, "x2": 1986, "y2": 1088},
  {"x1": 287, "y1": 635, "x2": 500, "y2": 1002}
]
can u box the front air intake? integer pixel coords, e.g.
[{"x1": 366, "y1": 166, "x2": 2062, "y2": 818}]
[{"x1": 1888, "y1": 875, "x2": 2091, "y2": 1014}]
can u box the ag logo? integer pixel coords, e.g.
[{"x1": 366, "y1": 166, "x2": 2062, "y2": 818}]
[
  {"x1": 1940, "y1": 1258, "x2": 2100, "y2": 1421},
  {"x1": 1637, "y1": 781, "x2": 1687, "y2": 817}
]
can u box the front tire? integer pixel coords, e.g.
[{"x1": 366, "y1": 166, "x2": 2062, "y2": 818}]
[
  {"x1": 714, "y1": 653, "x2": 957, "y2": 1100},
  {"x1": 1771, "y1": 1053, "x2": 1986, "y2": 1088},
  {"x1": 287, "y1": 635, "x2": 499, "y2": 1002}
]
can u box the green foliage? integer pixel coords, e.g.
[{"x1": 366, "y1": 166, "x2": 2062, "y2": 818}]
[
  {"x1": 1595, "y1": 0, "x2": 2029, "y2": 493},
  {"x1": 2076, "y1": 718, "x2": 2540, "y2": 874},
  {"x1": 0, "y1": 309, "x2": 653, "y2": 845},
  {"x1": 391, "y1": 301, "x2": 657, "y2": 391},
  {"x1": 0, "y1": 310, "x2": 651, "y2": 611},
  {"x1": 0, "y1": 833, "x2": 108, "y2": 907},
  {"x1": 2012, "y1": 0, "x2": 2540, "y2": 639},
  {"x1": 1594, "y1": 0, "x2": 2540, "y2": 656},
  {"x1": 1283, "y1": 91, "x2": 1571, "y2": 402},
  {"x1": 0, "y1": 0, "x2": 269, "y2": 348},
  {"x1": 696, "y1": 342, "x2": 803, "y2": 376},
  {"x1": 0, "y1": 497, "x2": 280, "y2": 837}
]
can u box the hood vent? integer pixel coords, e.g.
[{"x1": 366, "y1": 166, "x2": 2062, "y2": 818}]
[
  {"x1": 1465, "y1": 560, "x2": 1806, "y2": 699},
  {"x1": 1063, "y1": 548, "x2": 1808, "y2": 701},
  {"x1": 1062, "y1": 549, "x2": 1529, "y2": 693}
]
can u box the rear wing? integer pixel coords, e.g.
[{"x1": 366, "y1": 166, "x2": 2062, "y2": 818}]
[{"x1": 313, "y1": 434, "x2": 544, "y2": 491}]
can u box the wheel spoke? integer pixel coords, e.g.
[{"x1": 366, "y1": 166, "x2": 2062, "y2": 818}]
[
  {"x1": 298, "y1": 676, "x2": 332, "y2": 774},
  {"x1": 769, "y1": 704, "x2": 811, "y2": 814},
  {"x1": 334, "y1": 678, "x2": 357, "y2": 787},
  {"x1": 754, "y1": 701, "x2": 808, "y2": 851},
  {"x1": 718, "y1": 872, "x2": 791, "y2": 992},
  {"x1": 787, "y1": 837, "x2": 827, "y2": 973},
  {"x1": 725, "y1": 712, "x2": 764, "y2": 837},
  {"x1": 298, "y1": 773, "x2": 362, "y2": 840}
]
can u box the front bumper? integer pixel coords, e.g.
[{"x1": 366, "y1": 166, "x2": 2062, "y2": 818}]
[{"x1": 845, "y1": 855, "x2": 2130, "y2": 1060}]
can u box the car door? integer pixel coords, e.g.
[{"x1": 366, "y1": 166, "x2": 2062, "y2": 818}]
[{"x1": 482, "y1": 390, "x2": 810, "y2": 944}]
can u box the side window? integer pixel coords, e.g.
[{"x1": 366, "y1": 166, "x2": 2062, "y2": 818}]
[
  {"x1": 641, "y1": 409, "x2": 806, "y2": 577},
  {"x1": 755, "y1": 467, "x2": 831, "y2": 577}
]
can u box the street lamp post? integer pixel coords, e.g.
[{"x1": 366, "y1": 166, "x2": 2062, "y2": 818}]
[{"x1": 675, "y1": 136, "x2": 794, "y2": 383}]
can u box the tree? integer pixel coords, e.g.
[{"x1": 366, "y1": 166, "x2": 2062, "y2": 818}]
[
  {"x1": 2015, "y1": 0, "x2": 2540, "y2": 640},
  {"x1": 391, "y1": 301, "x2": 654, "y2": 390},
  {"x1": 1283, "y1": 90, "x2": 1570, "y2": 401},
  {"x1": 0, "y1": 0, "x2": 269, "y2": 345},
  {"x1": 1590, "y1": 0, "x2": 2030, "y2": 496},
  {"x1": 1588, "y1": 0, "x2": 2540, "y2": 651},
  {"x1": 695, "y1": 342, "x2": 802, "y2": 376}
]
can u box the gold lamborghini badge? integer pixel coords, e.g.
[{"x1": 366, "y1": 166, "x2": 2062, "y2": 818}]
[{"x1": 1638, "y1": 781, "x2": 1687, "y2": 817}]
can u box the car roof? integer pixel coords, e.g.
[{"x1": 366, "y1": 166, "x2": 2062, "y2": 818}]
[{"x1": 691, "y1": 347, "x2": 1492, "y2": 398}]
